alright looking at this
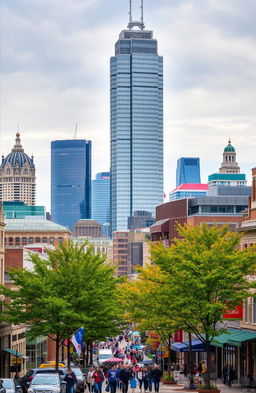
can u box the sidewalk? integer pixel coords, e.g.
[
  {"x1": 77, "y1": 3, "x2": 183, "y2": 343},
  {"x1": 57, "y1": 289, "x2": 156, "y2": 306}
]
[{"x1": 158, "y1": 378, "x2": 242, "y2": 393}]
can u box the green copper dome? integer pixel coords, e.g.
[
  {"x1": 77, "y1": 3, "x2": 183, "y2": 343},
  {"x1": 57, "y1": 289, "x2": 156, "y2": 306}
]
[{"x1": 224, "y1": 139, "x2": 235, "y2": 152}]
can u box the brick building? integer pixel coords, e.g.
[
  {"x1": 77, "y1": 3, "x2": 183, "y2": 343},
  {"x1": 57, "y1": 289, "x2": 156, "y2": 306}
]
[
  {"x1": 113, "y1": 230, "x2": 150, "y2": 277},
  {"x1": 4, "y1": 218, "x2": 70, "y2": 247}
]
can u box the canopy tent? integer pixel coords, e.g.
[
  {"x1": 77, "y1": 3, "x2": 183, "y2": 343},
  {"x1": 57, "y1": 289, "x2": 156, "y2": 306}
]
[
  {"x1": 131, "y1": 331, "x2": 140, "y2": 336},
  {"x1": 172, "y1": 339, "x2": 206, "y2": 352},
  {"x1": 212, "y1": 329, "x2": 256, "y2": 347}
]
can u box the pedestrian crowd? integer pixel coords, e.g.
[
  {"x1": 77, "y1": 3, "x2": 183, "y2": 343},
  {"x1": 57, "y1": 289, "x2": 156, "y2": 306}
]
[{"x1": 86, "y1": 363, "x2": 162, "y2": 393}]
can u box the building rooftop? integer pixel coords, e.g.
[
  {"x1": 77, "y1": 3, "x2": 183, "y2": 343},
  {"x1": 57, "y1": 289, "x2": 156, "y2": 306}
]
[
  {"x1": 4, "y1": 218, "x2": 70, "y2": 233},
  {"x1": 171, "y1": 183, "x2": 208, "y2": 192}
]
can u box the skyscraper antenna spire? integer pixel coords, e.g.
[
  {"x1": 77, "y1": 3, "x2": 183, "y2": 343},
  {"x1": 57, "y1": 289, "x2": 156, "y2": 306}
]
[
  {"x1": 141, "y1": 0, "x2": 144, "y2": 25},
  {"x1": 128, "y1": 0, "x2": 145, "y2": 30},
  {"x1": 129, "y1": 0, "x2": 132, "y2": 25}
]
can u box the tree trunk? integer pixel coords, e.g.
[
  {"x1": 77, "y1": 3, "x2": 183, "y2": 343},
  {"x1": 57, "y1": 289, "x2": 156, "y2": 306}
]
[
  {"x1": 189, "y1": 333, "x2": 193, "y2": 376},
  {"x1": 55, "y1": 333, "x2": 60, "y2": 372},
  {"x1": 67, "y1": 338, "x2": 71, "y2": 369},
  {"x1": 89, "y1": 342, "x2": 93, "y2": 364},
  {"x1": 167, "y1": 335, "x2": 172, "y2": 377},
  {"x1": 205, "y1": 339, "x2": 211, "y2": 389}
]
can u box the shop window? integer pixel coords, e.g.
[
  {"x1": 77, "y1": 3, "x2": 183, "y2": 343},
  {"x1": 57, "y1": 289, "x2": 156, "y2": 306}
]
[
  {"x1": 15, "y1": 237, "x2": 20, "y2": 246},
  {"x1": 35, "y1": 237, "x2": 40, "y2": 243},
  {"x1": 9, "y1": 237, "x2": 13, "y2": 246},
  {"x1": 29, "y1": 237, "x2": 34, "y2": 244},
  {"x1": 22, "y1": 237, "x2": 27, "y2": 245},
  {"x1": 42, "y1": 237, "x2": 47, "y2": 243}
]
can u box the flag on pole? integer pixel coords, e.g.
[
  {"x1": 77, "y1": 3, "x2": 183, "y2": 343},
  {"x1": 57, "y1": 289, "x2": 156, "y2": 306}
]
[{"x1": 71, "y1": 327, "x2": 84, "y2": 357}]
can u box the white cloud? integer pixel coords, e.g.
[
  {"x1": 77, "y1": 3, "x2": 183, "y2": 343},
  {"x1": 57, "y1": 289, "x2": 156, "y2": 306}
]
[{"x1": 0, "y1": 0, "x2": 255, "y2": 210}]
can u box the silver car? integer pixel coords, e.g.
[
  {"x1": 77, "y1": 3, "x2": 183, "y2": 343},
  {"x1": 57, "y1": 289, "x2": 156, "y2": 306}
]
[
  {"x1": 0, "y1": 380, "x2": 22, "y2": 393},
  {"x1": 27, "y1": 373, "x2": 65, "y2": 393}
]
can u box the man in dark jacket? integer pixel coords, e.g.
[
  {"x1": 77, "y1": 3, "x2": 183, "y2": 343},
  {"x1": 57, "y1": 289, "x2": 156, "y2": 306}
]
[
  {"x1": 64, "y1": 369, "x2": 78, "y2": 393},
  {"x1": 151, "y1": 366, "x2": 162, "y2": 393},
  {"x1": 120, "y1": 366, "x2": 131, "y2": 393}
]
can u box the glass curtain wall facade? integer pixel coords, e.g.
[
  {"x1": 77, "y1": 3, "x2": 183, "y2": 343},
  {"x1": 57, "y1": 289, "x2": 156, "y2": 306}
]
[
  {"x1": 176, "y1": 157, "x2": 201, "y2": 187},
  {"x1": 110, "y1": 29, "x2": 163, "y2": 233},
  {"x1": 51, "y1": 140, "x2": 91, "y2": 231},
  {"x1": 92, "y1": 172, "x2": 110, "y2": 225}
]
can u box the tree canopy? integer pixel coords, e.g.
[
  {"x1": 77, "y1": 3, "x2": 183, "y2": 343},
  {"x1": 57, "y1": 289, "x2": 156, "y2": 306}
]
[{"x1": 0, "y1": 241, "x2": 122, "y2": 369}]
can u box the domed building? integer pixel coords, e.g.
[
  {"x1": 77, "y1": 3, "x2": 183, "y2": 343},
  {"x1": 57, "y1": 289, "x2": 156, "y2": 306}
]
[
  {"x1": 0, "y1": 133, "x2": 36, "y2": 205},
  {"x1": 208, "y1": 139, "x2": 247, "y2": 187},
  {"x1": 219, "y1": 139, "x2": 240, "y2": 174}
]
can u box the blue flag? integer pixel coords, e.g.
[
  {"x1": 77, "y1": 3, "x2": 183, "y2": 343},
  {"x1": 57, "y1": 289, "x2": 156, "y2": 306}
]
[{"x1": 71, "y1": 327, "x2": 84, "y2": 356}]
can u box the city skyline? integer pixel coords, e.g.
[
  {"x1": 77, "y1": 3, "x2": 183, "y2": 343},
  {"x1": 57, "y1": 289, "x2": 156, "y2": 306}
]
[{"x1": 1, "y1": 0, "x2": 256, "y2": 210}]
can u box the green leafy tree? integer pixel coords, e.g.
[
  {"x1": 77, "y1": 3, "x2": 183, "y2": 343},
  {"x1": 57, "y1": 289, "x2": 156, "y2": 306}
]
[
  {"x1": 0, "y1": 241, "x2": 121, "y2": 370},
  {"x1": 151, "y1": 224, "x2": 256, "y2": 388},
  {"x1": 118, "y1": 264, "x2": 182, "y2": 376}
]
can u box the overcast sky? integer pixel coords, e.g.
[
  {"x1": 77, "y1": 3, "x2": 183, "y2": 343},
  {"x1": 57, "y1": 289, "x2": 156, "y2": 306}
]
[{"x1": 1, "y1": 0, "x2": 256, "y2": 210}]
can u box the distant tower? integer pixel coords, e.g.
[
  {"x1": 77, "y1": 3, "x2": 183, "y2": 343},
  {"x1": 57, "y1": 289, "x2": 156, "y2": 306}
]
[
  {"x1": 92, "y1": 172, "x2": 110, "y2": 226},
  {"x1": 110, "y1": 0, "x2": 163, "y2": 233},
  {"x1": 219, "y1": 139, "x2": 240, "y2": 174},
  {"x1": 51, "y1": 139, "x2": 91, "y2": 231},
  {"x1": 0, "y1": 132, "x2": 36, "y2": 205},
  {"x1": 208, "y1": 139, "x2": 247, "y2": 187},
  {"x1": 176, "y1": 158, "x2": 201, "y2": 187}
]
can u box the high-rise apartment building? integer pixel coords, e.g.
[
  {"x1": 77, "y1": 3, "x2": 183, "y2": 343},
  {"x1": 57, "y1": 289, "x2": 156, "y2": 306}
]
[
  {"x1": 92, "y1": 172, "x2": 110, "y2": 226},
  {"x1": 176, "y1": 157, "x2": 201, "y2": 187},
  {"x1": 51, "y1": 140, "x2": 91, "y2": 231},
  {"x1": 0, "y1": 133, "x2": 36, "y2": 205},
  {"x1": 110, "y1": 1, "x2": 163, "y2": 233}
]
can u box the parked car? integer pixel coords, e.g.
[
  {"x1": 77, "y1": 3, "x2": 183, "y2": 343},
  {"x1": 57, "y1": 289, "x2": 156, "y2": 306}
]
[
  {"x1": 26, "y1": 373, "x2": 66, "y2": 393},
  {"x1": 0, "y1": 379, "x2": 22, "y2": 393},
  {"x1": 0, "y1": 381, "x2": 6, "y2": 393},
  {"x1": 97, "y1": 349, "x2": 113, "y2": 366},
  {"x1": 72, "y1": 368, "x2": 85, "y2": 392},
  {"x1": 18, "y1": 368, "x2": 67, "y2": 392}
]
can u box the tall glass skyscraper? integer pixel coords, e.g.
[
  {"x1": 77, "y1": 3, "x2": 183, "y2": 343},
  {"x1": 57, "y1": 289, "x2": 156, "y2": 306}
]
[
  {"x1": 51, "y1": 140, "x2": 91, "y2": 231},
  {"x1": 110, "y1": 1, "x2": 164, "y2": 232},
  {"x1": 92, "y1": 172, "x2": 110, "y2": 225},
  {"x1": 176, "y1": 157, "x2": 201, "y2": 187}
]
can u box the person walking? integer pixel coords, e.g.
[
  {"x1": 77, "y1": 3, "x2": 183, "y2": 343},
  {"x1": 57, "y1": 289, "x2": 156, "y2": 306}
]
[
  {"x1": 137, "y1": 367, "x2": 143, "y2": 393},
  {"x1": 87, "y1": 368, "x2": 94, "y2": 393},
  {"x1": 108, "y1": 365, "x2": 119, "y2": 393},
  {"x1": 92, "y1": 367, "x2": 104, "y2": 393},
  {"x1": 64, "y1": 369, "x2": 78, "y2": 393},
  {"x1": 142, "y1": 367, "x2": 149, "y2": 393},
  {"x1": 151, "y1": 366, "x2": 162, "y2": 393},
  {"x1": 120, "y1": 366, "x2": 131, "y2": 393},
  {"x1": 129, "y1": 368, "x2": 137, "y2": 393}
]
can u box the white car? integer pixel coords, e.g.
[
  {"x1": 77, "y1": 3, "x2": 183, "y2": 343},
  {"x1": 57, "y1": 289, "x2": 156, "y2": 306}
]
[
  {"x1": 97, "y1": 349, "x2": 113, "y2": 366},
  {"x1": 27, "y1": 373, "x2": 66, "y2": 393}
]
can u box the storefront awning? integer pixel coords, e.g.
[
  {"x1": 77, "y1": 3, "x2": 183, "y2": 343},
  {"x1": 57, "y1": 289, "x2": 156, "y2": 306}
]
[
  {"x1": 212, "y1": 329, "x2": 256, "y2": 348},
  {"x1": 2, "y1": 348, "x2": 24, "y2": 357},
  {"x1": 172, "y1": 339, "x2": 206, "y2": 352}
]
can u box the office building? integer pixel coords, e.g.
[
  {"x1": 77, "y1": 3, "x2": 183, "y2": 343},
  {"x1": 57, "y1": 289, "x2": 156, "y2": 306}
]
[
  {"x1": 51, "y1": 140, "x2": 91, "y2": 231},
  {"x1": 176, "y1": 158, "x2": 201, "y2": 187},
  {"x1": 208, "y1": 140, "x2": 247, "y2": 187},
  {"x1": 0, "y1": 133, "x2": 36, "y2": 205},
  {"x1": 128, "y1": 210, "x2": 155, "y2": 230},
  {"x1": 169, "y1": 184, "x2": 208, "y2": 201},
  {"x1": 110, "y1": 1, "x2": 163, "y2": 233},
  {"x1": 92, "y1": 172, "x2": 110, "y2": 228},
  {"x1": 3, "y1": 201, "x2": 45, "y2": 219}
]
